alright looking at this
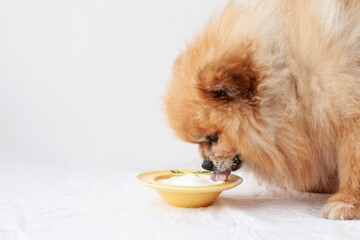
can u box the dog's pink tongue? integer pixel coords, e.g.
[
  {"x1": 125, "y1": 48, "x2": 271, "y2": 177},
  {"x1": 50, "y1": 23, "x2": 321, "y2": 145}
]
[{"x1": 210, "y1": 169, "x2": 231, "y2": 182}]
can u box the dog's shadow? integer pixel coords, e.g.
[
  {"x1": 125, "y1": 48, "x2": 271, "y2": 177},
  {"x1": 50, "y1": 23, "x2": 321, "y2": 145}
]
[{"x1": 211, "y1": 193, "x2": 331, "y2": 218}]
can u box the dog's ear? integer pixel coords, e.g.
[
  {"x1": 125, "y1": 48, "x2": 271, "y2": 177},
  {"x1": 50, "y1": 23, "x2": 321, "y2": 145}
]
[{"x1": 197, "y1": 53, "x2": 259, "y2": 104}]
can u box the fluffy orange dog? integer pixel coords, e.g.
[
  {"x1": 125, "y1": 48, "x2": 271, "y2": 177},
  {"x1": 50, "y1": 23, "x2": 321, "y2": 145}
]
[{"x1": 164, "y1": 0, "x2": 360, "y2": 219}]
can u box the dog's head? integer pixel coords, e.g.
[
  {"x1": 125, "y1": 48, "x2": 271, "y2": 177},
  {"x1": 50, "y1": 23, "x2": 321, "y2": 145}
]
[{"x1": 165, "y1": 38, "x2": 262, "y2": 180}]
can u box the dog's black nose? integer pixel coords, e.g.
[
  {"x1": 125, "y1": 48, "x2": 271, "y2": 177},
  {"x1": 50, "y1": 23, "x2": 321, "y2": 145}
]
[
  {"x1": 202, "y1": 159, "x2": 214, "y2": 171},
  {"x1": 231, "y1": 154, "x2": 243, "y2": 171}
]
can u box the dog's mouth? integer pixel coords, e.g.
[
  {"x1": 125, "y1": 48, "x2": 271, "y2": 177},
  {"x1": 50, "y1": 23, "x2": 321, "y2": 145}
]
[
  {"x1": 209, "y1": 155, "x2": 242, "y2": 182},
  {"x1": 210, "y1": 169, "x2": 231, "y2": 182}
]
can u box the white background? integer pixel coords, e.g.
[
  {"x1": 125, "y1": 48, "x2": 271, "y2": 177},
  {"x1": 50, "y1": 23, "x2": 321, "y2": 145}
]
[{"x1": 0, "y1": 0, "x2": 228, "y2": 174}]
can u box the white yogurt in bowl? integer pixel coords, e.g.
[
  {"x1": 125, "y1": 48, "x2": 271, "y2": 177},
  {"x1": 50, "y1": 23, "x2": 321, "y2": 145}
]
[{"x1": 157, "y1": 173, "x2": 223, "y2": 186}]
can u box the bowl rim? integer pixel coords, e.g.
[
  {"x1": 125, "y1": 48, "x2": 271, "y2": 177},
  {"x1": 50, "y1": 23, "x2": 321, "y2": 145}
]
[{"x1": 136, "y1": 169, "x2": 243, "y2": 193}]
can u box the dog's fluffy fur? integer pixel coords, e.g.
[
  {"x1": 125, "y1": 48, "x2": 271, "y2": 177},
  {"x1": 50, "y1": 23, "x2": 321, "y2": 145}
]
[{"x1": 164, "y1": 0, "x2": 360, "y2": 219}]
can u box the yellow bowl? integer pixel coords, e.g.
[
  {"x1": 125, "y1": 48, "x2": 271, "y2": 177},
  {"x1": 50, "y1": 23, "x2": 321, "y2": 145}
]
[{"x1": 136, "y1": 169, "x2": 243, "y2": 208}]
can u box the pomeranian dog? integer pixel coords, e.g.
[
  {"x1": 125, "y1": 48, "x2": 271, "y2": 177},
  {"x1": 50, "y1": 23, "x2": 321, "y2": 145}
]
[{"x1": 164, "y1": 0, "x2": 360, "y2": 219}]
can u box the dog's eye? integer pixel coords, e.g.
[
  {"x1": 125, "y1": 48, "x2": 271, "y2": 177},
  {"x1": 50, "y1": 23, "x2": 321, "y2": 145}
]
[
  {"x1": 214, "y1": 90, "x2": 227, "y2": 98},
  {"x1": 206, "y1": 134, "x2": 218, "y2": 145}
]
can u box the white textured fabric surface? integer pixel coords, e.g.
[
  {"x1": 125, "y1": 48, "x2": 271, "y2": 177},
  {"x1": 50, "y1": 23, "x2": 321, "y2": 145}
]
[{"x1": 1, "y1": 164, "x2": 360, "y2": 240}]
